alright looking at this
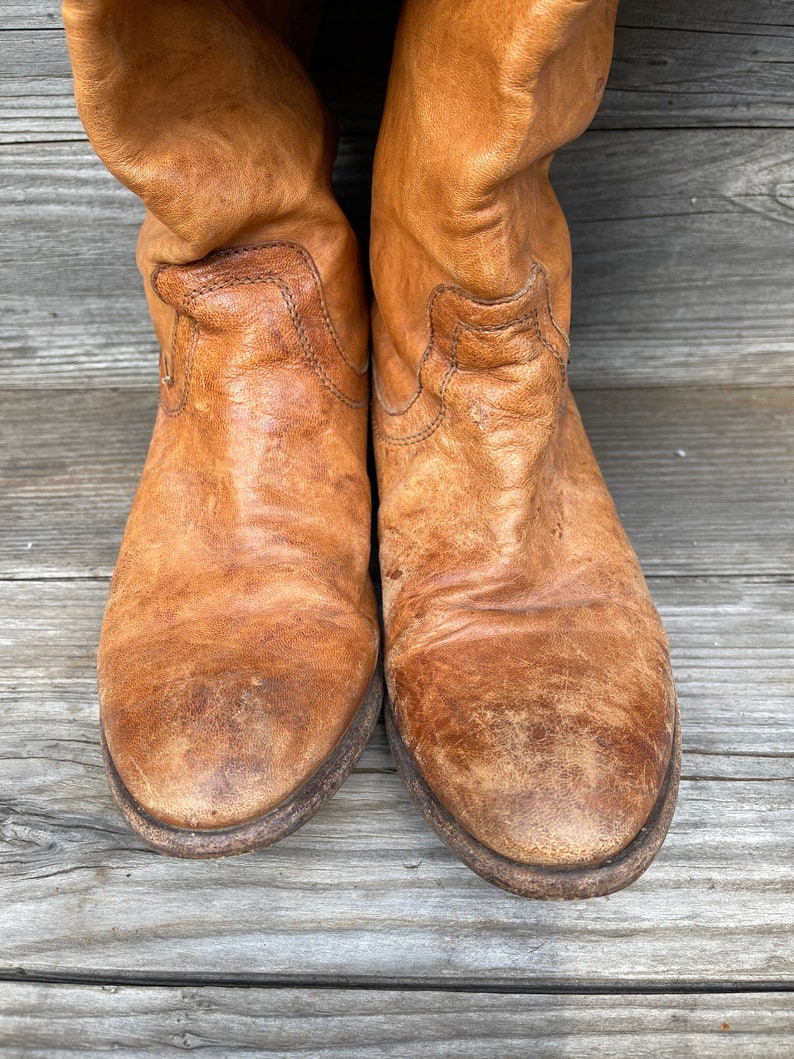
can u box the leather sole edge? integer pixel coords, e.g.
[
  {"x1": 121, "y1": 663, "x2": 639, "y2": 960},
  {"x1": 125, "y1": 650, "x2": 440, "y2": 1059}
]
[
  {"x1": 101, "y1": 658, "x2": 384, "y2": 859},
  {"x1": 385, "y1": 695, "x2": 681, "y2": 900}
]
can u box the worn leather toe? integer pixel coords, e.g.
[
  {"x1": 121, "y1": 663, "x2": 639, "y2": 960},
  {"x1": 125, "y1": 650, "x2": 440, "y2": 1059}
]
[
  {"x1": 392, "y1": 604, "x2": 674, "y2": 869},
  {"x1": 102, "y1": 611, "x2": 378, "y2": 831}
]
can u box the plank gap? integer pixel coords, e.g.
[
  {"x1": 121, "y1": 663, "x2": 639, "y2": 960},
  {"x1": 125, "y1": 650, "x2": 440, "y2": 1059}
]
[{"x1": 1, "y1": 970, "x2": 794, "y2": 996}]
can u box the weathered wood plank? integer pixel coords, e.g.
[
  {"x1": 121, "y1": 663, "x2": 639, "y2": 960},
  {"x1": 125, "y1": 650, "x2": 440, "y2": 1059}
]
[
  {"x1": 0, "y1": 30, "x2": 78, "y2": 143},
  {"x1": 0, "y1": 390, "x2": 153, "y2": 579},
  {"x1": 1, "y1": 387, "x2": 790, "y2": 579},
  {"x1": 576, "y1": 387, "x2": 794, "y2": 578},
  {"x1": 3, "y1": 132, "x2": 793, "y2": 388},
  {"x1": 557, "y1": 129, "x2": 794, "y2": 386},
  {"x1": 2, "y1": 2, "x2": 793, "y2": 136},
  {"x1": 0, "y1": 143, "x2": 150, "y2": 386},
  {"x1": 0, "y1": 4, "x2": 59, "y2": 32},
  {"x1": 0, "y1": 577, "x2": 791, "y2": 983},
  {"x1": 0, "y1": 985, "x2": 792, "y2": 1058},
  {"x1": 1, "y1": 768, "x2": 789, "y2": 984},
  {"x1": 597, "y1": 0, "x2": 794, "y2": 130}
]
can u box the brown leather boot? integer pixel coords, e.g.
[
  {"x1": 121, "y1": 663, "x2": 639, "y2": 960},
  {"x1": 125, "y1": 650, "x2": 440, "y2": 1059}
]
[
  {"x1": 371, "y1": 0, "x2": 680, "y2": 897},
  {"x1": 63, "y1": 0, "x2": 382, "y2": 856}
]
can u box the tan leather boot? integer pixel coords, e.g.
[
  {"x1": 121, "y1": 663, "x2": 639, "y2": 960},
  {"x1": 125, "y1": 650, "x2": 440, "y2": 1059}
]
[
  {"x1": 63, "y1": 0, "x2": 381, "y2": 856},
  {"x1": 371, "y1": 0, "x2": 680, "y2": 897}
]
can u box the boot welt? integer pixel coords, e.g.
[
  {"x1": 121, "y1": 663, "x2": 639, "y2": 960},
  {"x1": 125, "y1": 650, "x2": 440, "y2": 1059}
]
[
  {"x1": 385, "y1": 696, "x2": 681, "y2": 900},
  {"x1": 101, "y1": 659, "x2": 384, "y2": 859}
]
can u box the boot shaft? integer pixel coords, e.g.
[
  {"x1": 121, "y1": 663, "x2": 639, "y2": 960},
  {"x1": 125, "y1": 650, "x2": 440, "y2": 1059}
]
[
  {"x1": 62, "y1": 0, "x2": 369, "y2": 358},
  {"x1": 371, "y1": 0, "x2": 619, "y2": 401}
]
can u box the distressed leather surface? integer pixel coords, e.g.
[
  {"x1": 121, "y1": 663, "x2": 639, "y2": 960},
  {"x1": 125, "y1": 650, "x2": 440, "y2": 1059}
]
[
  {"x1": 371, "y1": 0, "x2": 676, "y2": 868},
  {"x1": 63, "y1": 0, "x2": 378, "y2": 831}
]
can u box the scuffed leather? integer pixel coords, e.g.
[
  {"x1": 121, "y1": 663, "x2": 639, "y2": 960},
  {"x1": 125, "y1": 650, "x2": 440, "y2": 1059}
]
[
  {"x1": 372, "y1": 0, "x2": 676, "y2": 868},
  {"x1": 63, "y1": 0, "x2": 378, "y2": 832}
]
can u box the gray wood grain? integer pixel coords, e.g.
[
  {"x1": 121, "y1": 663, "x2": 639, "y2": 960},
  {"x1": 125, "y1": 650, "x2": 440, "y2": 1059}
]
[
  {"x1": 0, "y1": 575, "x2": 791, "y2": 983},
  {"x1": 558, "y1": 129, "x2": 794, "y2": 387},
  {"x1": 0, "y1": 143, "x2": 150, "y2": 387},
  {"x1": 576, "y1": 387, "x2": 794, "y2": 578},
  {"x1": 0, "y1": 4, "x2": 60, "y2": 31},
  {"x1": 0, "y1": 984, "x2": 792, "y2": 1058},
  {"x1": 3, "y1": 132, "x2": 793, "y2": 388},
  {"x1": 597, "y1": 0, "x2": 794, "y2": 130},
  {"x1": 0, "y1": 30, "x2": 77, "y2": 143},
  {"x1": 1, "y1": 387, "x2": 790, "y2": 579}
]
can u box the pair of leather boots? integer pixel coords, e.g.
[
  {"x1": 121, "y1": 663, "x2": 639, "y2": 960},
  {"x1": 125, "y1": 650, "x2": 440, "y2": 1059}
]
[{"x1": 65, "y1": 0, "x2": 679, "y2": 898}]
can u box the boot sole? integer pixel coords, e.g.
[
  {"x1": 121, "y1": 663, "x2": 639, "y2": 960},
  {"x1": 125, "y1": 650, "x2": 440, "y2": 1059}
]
[
  {"x1": 101, "y1": 659, "x2": 384, "y2": 859},
  {"x1": 385, "y1": 695, "x2": 681, "y2": 899}
]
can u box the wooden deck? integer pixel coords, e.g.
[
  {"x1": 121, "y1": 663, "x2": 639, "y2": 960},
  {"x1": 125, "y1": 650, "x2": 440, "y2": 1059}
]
[{"x1": 1, "y1": 1, "x2": 793, "y2": 1054}]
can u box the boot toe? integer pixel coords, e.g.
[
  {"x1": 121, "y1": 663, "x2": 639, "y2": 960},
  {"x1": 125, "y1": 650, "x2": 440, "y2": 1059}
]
[
  {"x1": 440, "y1": 741, "x2": 666, "y2": 870},
  {"x1": 392, "y1": 618, "x2": 675, "y2": 870},
  {"x1": 101, "y1": 627, "x2": 378, "y2": 832}
]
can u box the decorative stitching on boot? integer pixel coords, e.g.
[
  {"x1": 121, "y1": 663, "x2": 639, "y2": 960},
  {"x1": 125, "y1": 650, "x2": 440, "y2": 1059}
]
[
  {"x1": 374, "y1": 308, "x2": 567, "y2": 446},
  {"x1": 197, "y1": 241, "x2": 367, "y2": 375},
  {"x1": 374, "y1": 336, "x2": 459, "y2": 445},
  {"x1": 183, "y1": 275, "x2": 366, "y2": 409},
  {"x1": 373, "y1": 261, "x2": 569, "y2": 446},
  {"x1": 152, "y1": 242, "x2": 368, "y2": 415}
]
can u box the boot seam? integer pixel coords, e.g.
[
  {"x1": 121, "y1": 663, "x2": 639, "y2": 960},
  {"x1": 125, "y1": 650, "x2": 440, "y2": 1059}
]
[
  {"x1": 159, "y1": 315, "x2": 199, "y2": 418},
  {"x1": 373, "y1": 308, "x2": 565, "y2": 446},
  {"x1": 191, "y1": 240, "x2": 367, "y2": 376},
  {"x1": 372, "y1": 261, "x2": 568, "y2": 445},
  {"x1": 156, "y1": 265, "x2": 367, "y2": 416}
]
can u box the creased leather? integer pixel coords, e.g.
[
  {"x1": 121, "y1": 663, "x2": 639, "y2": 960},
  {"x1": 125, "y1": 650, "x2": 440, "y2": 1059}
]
[
  {"x1": 372, "y1": 0, "x2": 677, "y2": 869},
  {"x1": 63, "y1": 0, "x2": 379, "y2": 835}
]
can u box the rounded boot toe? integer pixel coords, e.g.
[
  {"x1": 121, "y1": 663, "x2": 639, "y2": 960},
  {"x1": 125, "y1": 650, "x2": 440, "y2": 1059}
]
[
  {"x1": 394, "y1": 626, "x2": 675, "y2": 872},
  {"x1": 101, "y1": 635, "x2": 377, "y2": 834},
  {"x1": 446, "y1": 760, "x2": 663, "y2": 870}
]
